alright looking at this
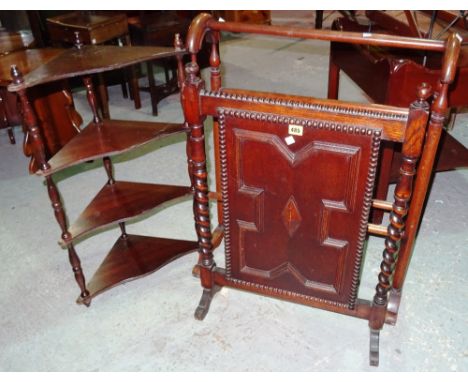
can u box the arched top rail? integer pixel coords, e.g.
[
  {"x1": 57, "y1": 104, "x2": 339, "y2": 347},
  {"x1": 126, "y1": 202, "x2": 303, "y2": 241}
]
[{"x1": 186, "y1": 13, "x2": 452, "y2": 55}]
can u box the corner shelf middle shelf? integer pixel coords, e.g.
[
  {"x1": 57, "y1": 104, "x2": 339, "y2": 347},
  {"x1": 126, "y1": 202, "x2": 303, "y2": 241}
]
[
  {"x1": 60, "y1": 180, "x2": 192, "y2": 246},
  {"x1": 38, "y1": 117, "x2": 193, "y2": 246},
  {"x1": 37, "y1": 118, "x2": 188, "y2": 176}
]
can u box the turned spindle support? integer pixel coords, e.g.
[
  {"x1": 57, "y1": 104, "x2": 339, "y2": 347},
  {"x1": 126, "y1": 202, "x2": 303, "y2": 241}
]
[
  {"x1": 208, "y1": 32, "x2": 224, "y2": 230},
  {"x1": 83, "y1": 76, "x2": 101, "y2": 124},
  {"x1": 174, "y1": 34, "x2": 194, "y2": 192},
  {"x1": 11, "y1": 63, "x2": 90, "y2": 306},
  {"x1": 393, "y1": 33, "x2": 463, "y2": 299},
  {"x1": 0, "y1": 92, "x2": 15, "y2": 144},
  {"x1": 103, "y1": 156, "x2": 115, "y2": 184},
  {"x1": 181, "y1": 62, "x2": 219, "y2": 320},
  {"x1": 174, "y1": 33, "x2": 186, "y2": 88},
  {"x1": 73, "y1": 31, "x2": 83, "y2": 50},
  {"x1": 119, "y1": 222, "x2": 128, "y2": 239},
  {"x1": 75, "y1": 31, "x2": 110, "y2": 120},
  {"x1": 45, "y1": 175, "x2": 90, "y2": 305},
  {"x1": 10, "y1": 65, "x2": 50, "y2": 172},
  {"x1": 368, "y1": 83, "x2": 431, "y2": 366}
]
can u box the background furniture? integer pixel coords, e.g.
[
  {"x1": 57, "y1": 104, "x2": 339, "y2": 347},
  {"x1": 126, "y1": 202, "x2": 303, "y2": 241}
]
[
  {"x1": 0, "y1": 29, "x2": 34, "y2": 144},
  {"x1": 128, "y1": 10, "x2": 211, "y2": 115},
  {"x1": 0, "y1": 48, "x2": 82, "y2": 170},
  {"x1": 128, "y1": 11, "x2": 191, "y2": 116},
  {"x1": 8, "y1": 37, "x2": 197, "y2": 306},
  {"x1": 328, "y1": 12, "x2": 468, "y2": 222},
  {"x1": 213, "y1": 10, "x2": 271, "y2": 25},
  {"x1": 182, "y1": 13, "x2": 462, "y2": 366},
  {"x1": 46, "y1": 11, "x2": 140, "y2": 119}
]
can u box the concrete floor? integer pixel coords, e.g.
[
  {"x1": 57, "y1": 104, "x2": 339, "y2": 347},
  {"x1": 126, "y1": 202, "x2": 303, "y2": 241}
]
[{"x1": 0, "y1": 17, "x2": 467, "y2": 371}]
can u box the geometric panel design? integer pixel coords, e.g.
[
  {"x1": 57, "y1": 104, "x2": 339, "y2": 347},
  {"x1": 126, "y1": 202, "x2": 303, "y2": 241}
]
[
  {"x1": 218, "y1": 107, "x2": 381, "y2": 308},
  {"x1": 282, "y1": 195, "x2": 302, "y2": 237}
]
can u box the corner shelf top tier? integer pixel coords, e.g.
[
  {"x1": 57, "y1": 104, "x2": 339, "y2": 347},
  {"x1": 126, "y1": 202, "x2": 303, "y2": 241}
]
[
  {"x1": 39, "y1": 119, "x2": 187, "y2": 176},
  {"x1": 62, "y1": 181, "x2": 192, "y2": 245},
  {"x1": 0, "y1": 48, "x2": 64, "y2": 87},
  {"x1": 8, "y1": 44, "x2": 186, "y2": 91}
]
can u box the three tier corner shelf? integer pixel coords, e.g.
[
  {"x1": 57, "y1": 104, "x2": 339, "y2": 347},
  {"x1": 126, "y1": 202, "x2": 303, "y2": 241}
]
[{"x1": 8, "y1": 35, "x2": 198, "y2": 306}]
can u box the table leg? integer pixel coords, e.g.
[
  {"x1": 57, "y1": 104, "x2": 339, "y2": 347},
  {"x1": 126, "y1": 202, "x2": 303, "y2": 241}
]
[
  {"x1": 97, "y1": 73, "x2": 110, "y2": 119},
  {"x1": 123, "y1": 34, "x2": 141, "y2": 110}
]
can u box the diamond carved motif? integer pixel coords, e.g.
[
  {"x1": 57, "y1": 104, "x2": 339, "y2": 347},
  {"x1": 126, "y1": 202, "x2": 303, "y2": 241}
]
[{"x1": 282, "y1": 196, "x2": 302, "y2": 237}]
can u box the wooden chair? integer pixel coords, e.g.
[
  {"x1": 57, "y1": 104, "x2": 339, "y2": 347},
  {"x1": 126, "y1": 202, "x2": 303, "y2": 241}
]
[{"x1": 181, "y1": 13, "x2": 462, "y2": 366}]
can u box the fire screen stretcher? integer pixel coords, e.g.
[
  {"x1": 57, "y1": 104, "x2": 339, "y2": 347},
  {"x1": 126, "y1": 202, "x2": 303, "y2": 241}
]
[{"x1": 180, "y1": 13, "x2": 462, "y2": 366}]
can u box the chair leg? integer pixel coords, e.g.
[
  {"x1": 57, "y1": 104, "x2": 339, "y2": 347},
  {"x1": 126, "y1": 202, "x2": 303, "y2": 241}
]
[
  {"x1": 7, "y1": 126, "x2": 15, "y2": 144},
  {"x1": 369, "y1": 329, "x2": 380, "y2": 366},
  {"x1": 147, "y1": 62, "x2": 159, "y2": 116},
  {"x1": 121, "y1": 34, "x2": 141, "y2": 110},
  {"x1": 120, "y1": 79, "x2": 129, "y2": 99},
  {"x1": 163, "y1": 59, "x2": 171, "y2": 83},
  {"x1": 129, "y1": 65, "x2": 141, "y2": 109}
]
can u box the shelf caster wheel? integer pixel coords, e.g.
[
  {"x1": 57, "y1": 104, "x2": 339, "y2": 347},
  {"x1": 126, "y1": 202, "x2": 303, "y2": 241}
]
[
  {"x1": 194, "y1": 286, "x2": 220, "y2": 321},
  {"x1": 369, "y1": 329, "x2": 380, "y2": 366}
]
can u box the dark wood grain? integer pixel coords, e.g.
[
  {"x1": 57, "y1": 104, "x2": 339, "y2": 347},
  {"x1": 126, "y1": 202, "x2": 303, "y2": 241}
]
[
  {"x1": 0, "y1": 49, "x2": 64, "y2": 86},
  {"x1": 41, "y1": 119, "x2": 186, "y2": 175},
  {"x1": 62, "y1": 181, "x2": 192, "y2": 245},
  {"x1": 389, "y1": 132, "x2": 468, "y2": 182},
  {"x1": 11, "y1": 42, "x2": 196, "y2": 306},
  {"x1": 186, "y1": 14, "x2": 447, "y2": 56},
  {"x1": 0, "y1": 30, "x2": 34, "y2": 54},
  {"x1": 328, "y1": 16, "x2": 468, "y2": 225},
  {"x1": 200, "y1": 89, "x2": 409, "y2": 142},
  {"x1": 183, "y1": 13, "x2": 462, "y2": 366},
  {"x1": 47, "y1": 12, "x2": 129, "y2": 45},
  {"x1": 46, "y1": 11, "x2": 143, "y2": 116},
  {"x1": 8, "y1": 45, "x2": 186, "y2": 92},
  {"x1": 1, "y1": 49, "x2": 82, "y2": 170},
  {"x1": 219, "y1": 109, "x2": 381, "y2": 306},
  {"x1": 78, "y1": 234, "x2": 198, "y2": 304},
  {"x1": 45, "y1": 175, "x2": 90, "y2": 300}
]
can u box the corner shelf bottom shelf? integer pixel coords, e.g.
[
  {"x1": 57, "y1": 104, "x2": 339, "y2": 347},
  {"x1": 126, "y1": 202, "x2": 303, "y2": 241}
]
[{"x1": 77, "y1": 234, "x2": 198, "y2": 305}]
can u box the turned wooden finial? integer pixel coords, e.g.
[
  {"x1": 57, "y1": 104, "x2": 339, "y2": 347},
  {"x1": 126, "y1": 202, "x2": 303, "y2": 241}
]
[
  {"x1": 174, "y1": 33, "x2": 184, "y2": 51},
  {"x1": 417, "y1": 82, "x2": 432, "y2": 102},
  {"x1": 74, "y1": 31, "x2": 84, "y2": 49},
  {"x1": 174, "y1": 33, "x2": 186, "y2": 87},
  {"x1": 411, "y1": 82, "x2": 432, "y2": 110},
  {"x1": 10, "y1": 65, "x2": 23, "y2": 85},
  {"x1": 185, "y1": 62, "x2": 200, "y2": 83},
  {"x1": 433, "y1": 33, "x2": 462, "y2": 114}
]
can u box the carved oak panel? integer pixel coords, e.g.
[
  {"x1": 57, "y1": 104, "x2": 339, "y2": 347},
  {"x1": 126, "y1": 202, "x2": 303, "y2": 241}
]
[{"x1": 219, "y1": 109, "x2": 381, "y2": 307}]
